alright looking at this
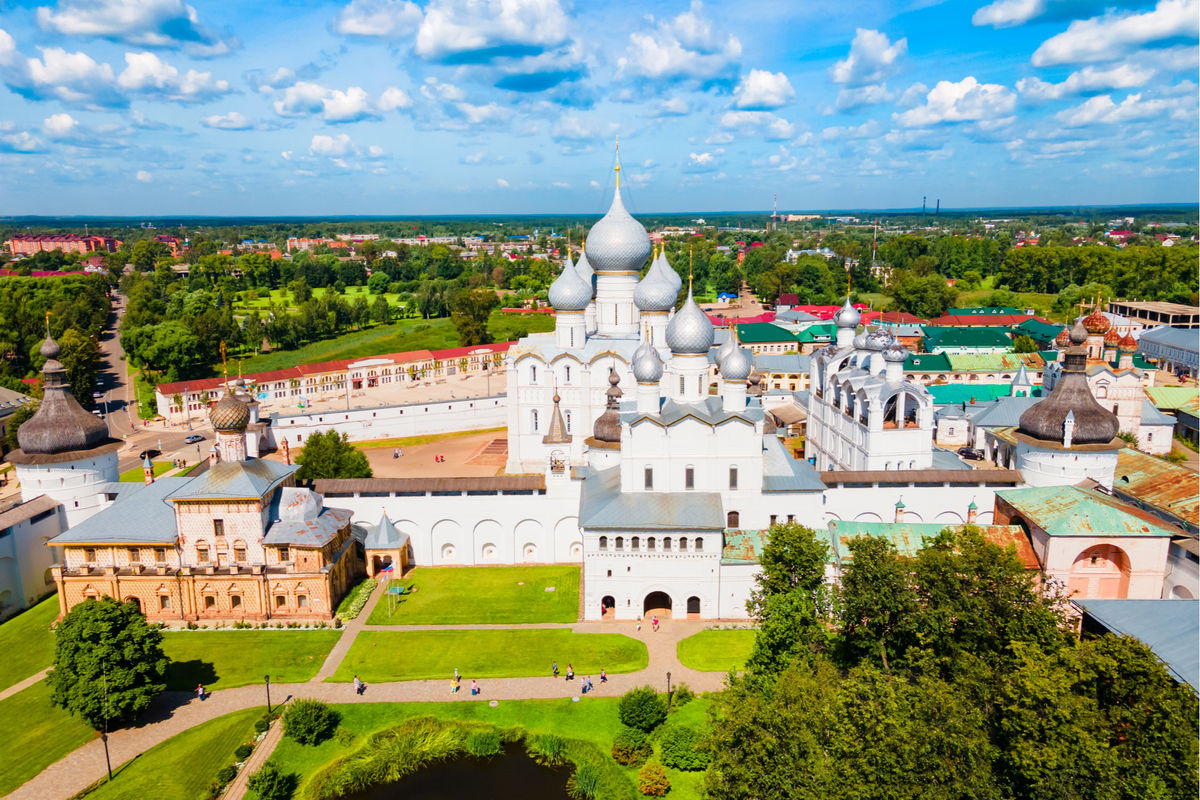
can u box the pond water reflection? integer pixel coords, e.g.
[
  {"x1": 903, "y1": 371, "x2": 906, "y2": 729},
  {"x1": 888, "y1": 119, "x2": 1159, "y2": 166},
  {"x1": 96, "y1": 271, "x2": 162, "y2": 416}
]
[{"x1": 341, "y1": 744, "x2": 570, "y2": 800}]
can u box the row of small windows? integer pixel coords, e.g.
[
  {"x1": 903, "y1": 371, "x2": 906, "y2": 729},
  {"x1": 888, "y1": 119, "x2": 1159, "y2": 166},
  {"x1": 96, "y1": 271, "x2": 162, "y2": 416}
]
[
  {"x1": 643, "y1": 466, "x2": 737, "y2": 491},
  {"x1": 598, "y1": 536, "x2": 703, "y2": 553}
]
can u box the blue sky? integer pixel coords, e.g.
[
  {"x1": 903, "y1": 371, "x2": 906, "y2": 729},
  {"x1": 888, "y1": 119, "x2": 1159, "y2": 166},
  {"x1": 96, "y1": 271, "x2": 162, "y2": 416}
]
[{"x1": 0, "y1": 0, "x2": 1196, "y2": 215}]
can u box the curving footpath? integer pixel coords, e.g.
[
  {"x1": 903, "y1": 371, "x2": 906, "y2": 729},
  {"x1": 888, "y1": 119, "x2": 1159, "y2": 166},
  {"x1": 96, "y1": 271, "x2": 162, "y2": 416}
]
[{"x1": 5, "y1": 603, "x2": 733, "y2": 800}]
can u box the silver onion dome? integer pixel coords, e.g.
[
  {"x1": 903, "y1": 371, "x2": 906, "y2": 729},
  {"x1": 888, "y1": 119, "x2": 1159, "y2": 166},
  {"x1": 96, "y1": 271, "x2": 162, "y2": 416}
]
[
  {"x1": 656, "y1": 249, "x2": 682, "y2": 293},
  {"x1": 574, "y1": 247, "x2": 596, "y2": 299},
  {"x1": 853, "y1": 331, "x2": 869, "y2": 349},
  {"x1": 715, "y1": 329, "x2": 737, "y2": 367},
  {"x1": 665, "y1": 287, "x2": 714, "y2": 355},
  {"x1": 632, "y1": 339, "x2": 664, "y2": 383},
  {"x1": 548, "y1": 259, "x2": 592, "y2": 311},
  {"x1": 834, "y1": 297, "x2": 860, "y2": 328},
  {"x1": 634, "y1": 259, "x2": 678, "y2": 312},
  {"x1": 865, "y1": 328, "x2": 893, "y2": 351},
  {"x1": 584, "y1": 186, "x2": 652, "y2": 274},
  {"x1": 721, "y1": 344, "x2": 753, "y2": 381},
  {"x1": 883, "y1": 343, "x2": 909, "y2": 363}
]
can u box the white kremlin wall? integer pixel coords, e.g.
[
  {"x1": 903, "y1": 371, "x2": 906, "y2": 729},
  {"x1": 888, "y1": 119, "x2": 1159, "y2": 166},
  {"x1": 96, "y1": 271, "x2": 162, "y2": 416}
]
[{"x1": 267, "y1": 395, "x2": 508, "y2": 447}]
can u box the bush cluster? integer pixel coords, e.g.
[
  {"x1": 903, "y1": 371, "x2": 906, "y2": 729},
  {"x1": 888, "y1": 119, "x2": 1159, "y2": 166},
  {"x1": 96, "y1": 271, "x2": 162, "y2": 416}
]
[
  {"x1": 247, "y1": 763, "x2": 299, "y2": 800},
  {"x1": 618, "y1": 687, "x2": 667, "y2": 732},
  {"x1": 465, "y1": 730, "x2": 503, "y2": 757},
  {"x1": 637, "y1": 763, "x2": 671, "y2": 797},
  {"x1": 283, "y1": 698, "x2": 341, "y2": 745},
  {"x1": 658, "y1": 725, "x2": 709, "y2": 771},
  {"x1": 234, "y1": 743, "x2": 254, "y2": 761},
  {"x1": 611, "y1": 726, "x2": 652, "y2": 767}
]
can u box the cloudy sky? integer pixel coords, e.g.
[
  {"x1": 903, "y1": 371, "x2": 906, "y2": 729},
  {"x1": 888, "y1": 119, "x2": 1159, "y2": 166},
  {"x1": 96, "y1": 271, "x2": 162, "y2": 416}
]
[{"x1": 0, "y1": 0, "x2": 1196, "y2": 216}]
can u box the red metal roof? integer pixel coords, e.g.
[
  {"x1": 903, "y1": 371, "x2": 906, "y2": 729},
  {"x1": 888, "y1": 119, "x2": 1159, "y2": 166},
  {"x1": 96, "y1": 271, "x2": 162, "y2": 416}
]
[{"x1": 928, "y1": 313, "x2": 1046, "y2": 326}]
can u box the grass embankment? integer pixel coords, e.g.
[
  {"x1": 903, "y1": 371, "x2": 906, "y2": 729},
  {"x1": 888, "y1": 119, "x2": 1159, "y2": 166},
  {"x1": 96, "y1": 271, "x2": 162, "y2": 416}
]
[
  {"x1": 0, "y1": 593, "x2": 58, "y2": 692},
  {"x1": 859, "y1": 277, "x2": 1061, "y2": 321},
  {"x1": 79, "y1": 708, "x2": 259, "y2": 800},
  {"x1": 117, "y1": 461, "x2": 174, "y2": 482},
  {"x1": 233, "y1": 286, "x2": 407, "y2": 314},
  {"x1": 0, "y1": 681, "x2": 95, "y2": 795},
  {"x1": 268, "y1": 697, "x2": 713, "y2": 800},
  {"x1": 365, "y1": 565, "x2": 580, "y2": 625},
  {"x1": 331, "y1": 629, "x2": 647, "y2": 683},
  {"x1": 676, "y1": 629, "x2": 756, "y2": 672},
  {"x1": 354, "y1": 426, "x2": 505, "y2": 450},
  {"x1": 162, "y1": 630, "x2": 343, "y2": 690}
]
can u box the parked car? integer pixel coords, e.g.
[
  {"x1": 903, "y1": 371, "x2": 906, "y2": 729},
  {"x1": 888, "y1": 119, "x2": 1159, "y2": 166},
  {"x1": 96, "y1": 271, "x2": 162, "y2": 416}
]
[
  {"x1": 957, "y1": 447, "x2": 985, "y2": 460},
  {"x1": 184, "y1": 434, "x2": 205, "y2": 444}
]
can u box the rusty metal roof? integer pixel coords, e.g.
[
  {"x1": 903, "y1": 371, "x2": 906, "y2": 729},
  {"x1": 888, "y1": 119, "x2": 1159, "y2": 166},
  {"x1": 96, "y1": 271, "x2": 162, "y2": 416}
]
[
  {"x1": 1111, "y1": 448, "x2": 1199, "y2": 531},
  {"x1": 997, "y1": 485, "x2": 1179, "y2": 537},
  {"x1": 820, "y1": 469, "x2": 1024, "y2": 486},
  {"x1": 828, "y1": 521, "x2": 1039, "y2": 569},
  {"x1": 313, "y1": 475, "x2": 545, "y2": 494}
]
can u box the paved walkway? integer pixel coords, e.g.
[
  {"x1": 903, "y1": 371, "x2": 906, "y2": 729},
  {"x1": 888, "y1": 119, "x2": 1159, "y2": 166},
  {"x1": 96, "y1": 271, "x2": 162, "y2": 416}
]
[
  {"x1": 220, "y1": 715, "x2": 286, "y2": 800},
  {"x1": 0, "y1": 669, "x2": 49, "y2": 703},
  {"x1": 5, "y1": 617, "x2": 733, "y2": 800}
]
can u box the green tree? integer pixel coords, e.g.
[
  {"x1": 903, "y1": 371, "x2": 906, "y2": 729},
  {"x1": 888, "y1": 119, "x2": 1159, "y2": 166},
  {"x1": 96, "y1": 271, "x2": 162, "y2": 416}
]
[
  {"x1": 57, "y1": 328, "x2": 101, "y2": 407},
  {"x1": 745, "y1": 522, "x2": 830, "y2": 673},
  {"x1": 890, "y1": 273, "x2": 957, "y2": 318},
  {"x1": 450, "y1": 288, "x2": 500, "y2": 346},
  {"x1": 247, "y1": 763, "x2": 298, "y2": 800},
  {"x1": 47, "y1": 597, "x2": 167, "y2": 729},
  {"x1": 294, "y1": 429, "x2": 373, "y2": 481},
  {"x1": 1012, "y1": 334, "x2": 1040, "y2": 353},
  {"x1": 3, "y1": 401, "x2": 37, "y2": 451},
  {"x1": 836, "y1": 535, "x2": 917, "y2": 672},
  {"x1": 367, "y1": 271, "x2": 390, "y2": 295}
]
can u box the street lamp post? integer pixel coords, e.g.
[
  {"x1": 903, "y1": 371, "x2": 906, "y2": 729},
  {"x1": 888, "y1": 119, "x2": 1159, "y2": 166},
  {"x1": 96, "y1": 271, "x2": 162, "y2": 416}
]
[
  {"x1": 101, "y1": 663, "x2": 113, "y2": 782},
  {"x1": 265, "y1": 675, "x2": 272, "y2": 714},
  {"x1": 666, "y1": 671, "x2": 672, "y2": 698}
]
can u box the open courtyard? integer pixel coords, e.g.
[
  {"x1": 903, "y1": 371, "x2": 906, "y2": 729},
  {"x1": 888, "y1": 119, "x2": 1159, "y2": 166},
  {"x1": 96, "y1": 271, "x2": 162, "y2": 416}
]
[{"x1": 365, "y1": 565, "x2": 581, "y2": 625}]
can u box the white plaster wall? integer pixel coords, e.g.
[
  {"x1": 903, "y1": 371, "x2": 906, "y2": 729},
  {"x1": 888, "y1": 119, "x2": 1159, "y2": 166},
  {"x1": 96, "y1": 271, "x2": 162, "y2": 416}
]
[
  {"x1": 15, "y1": 452, "x2": 119, "y2": 527},
  {"x1": 822, "y1": 485, "x2": 996, "y2": 528},
  {"x1": 581, "y1": 530, "x2": 723, "y2": 620},
  {"x1": 269, "y1": 396, "x2": 507, "y2": 447},
  {"x1": 1037, "y1": 531, "x2": 1170, "y2": 600},
  {"x1": 1162, "y1": 542, "x2": 1199, "y2": 599},
  {"x1": 0, "y1": 507, "x2": 63, "y2": 615},
  {"x1": 1016, "y1": 443, "x2": 1118, "y2": 489}
]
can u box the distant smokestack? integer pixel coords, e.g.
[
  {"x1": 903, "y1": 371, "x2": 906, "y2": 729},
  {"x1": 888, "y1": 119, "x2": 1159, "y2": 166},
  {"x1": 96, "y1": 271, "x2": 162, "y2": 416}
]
[
  {"x1": 936, "y1": 199, "x2": 940, "y2": 215},
  {"x1": 922, "y1": 196, "x2": 926, "y2": 217}
]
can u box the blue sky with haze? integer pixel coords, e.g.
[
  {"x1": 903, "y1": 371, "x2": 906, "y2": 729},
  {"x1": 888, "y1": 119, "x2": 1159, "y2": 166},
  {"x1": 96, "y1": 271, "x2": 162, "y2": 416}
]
[{"x1": 0, "y1": 0, "x2": 1196, "y2": 215}]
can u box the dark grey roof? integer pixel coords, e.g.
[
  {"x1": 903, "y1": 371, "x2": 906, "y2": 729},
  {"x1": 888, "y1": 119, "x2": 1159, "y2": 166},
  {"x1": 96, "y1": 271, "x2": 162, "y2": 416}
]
[
  {"x1": 775, "y1": 309, "x2": 820, "y2": 322},
  {"x1": 754, "y1": 353, "x2": 811, "y2": 373},
  {"x1": 930, "y1": 448, "x2": 971, "y2": 470},
  {"x1": 762, "y1": 436, "x2": 825, "y2": 491},
  {"x1": 1018, "y1": 343, "x2": 1119, "y2": 445},
  {"x1": 166, "y1": 459, "x2": 295, "y2": 501},
  {"x1": 965, "y1": 396, "x2": 1041, "y2": 427},
  {"x1": 1138, "y1": 325, "x2": 1199, "y2": 353},
  {"x1": 16, "y1": 336, "x2": 112, "y2": 456},
  {"x1": 578, "y1": 466, "x2": 725, "y2": 530},
  {"x1": 1076, "y1": 599, "x2": 1199, "y2": 690},
  {"x1": 623, "y1": 395, "x2": 763, "y2": 429},
  {"x1": 48, "y1": 478, "x2": 190, "y2": 545},
  {"x1": 364, "y1": 514, "x2": 409, "y2": 549},
  {"x1": 0, "y1": 494, "x2": 59, "y2": 531},
  {"x1": 263, "y1": 506, "x2": 352, "y2": 547},
  {"x1": 1140, "y1": 398, "x2": 1177, "y2": 426}
]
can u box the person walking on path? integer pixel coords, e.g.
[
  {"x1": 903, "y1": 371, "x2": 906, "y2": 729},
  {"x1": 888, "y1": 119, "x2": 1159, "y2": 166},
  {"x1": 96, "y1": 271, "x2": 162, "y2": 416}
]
[
  {"x1": 566, "y1": 663, "x2": 574, "y2": 681},
  {"x1": 196, "y1": 684, "x2": 206, "y2": 702},
  {"x1": 600, "y1": 669, "x2": 607, "y2": 684},
  {"x1": 551, "y1": 661, "x2": 559, "y2": 678},
  {"x1": 450, "y1": 678, "x2": 459, "y2": 693},
  {"x1": 354, "y1": 675, "x2": 366, "y2": 695},
  {"x1": 454, "y1": 667, "x2": 460, "y2": 682},
  {"x1": 581, "y1": 677, "x2": 588, "y2": 695},
  {"x1": 652, "y1": 616, "x2": 660, "y2": 632},
  {"x1": 471, "y1": 679, "x2": 479, "y2": 696},
  {"x1": 586, "y1": 676, "x2": 594, "y2": 693}
]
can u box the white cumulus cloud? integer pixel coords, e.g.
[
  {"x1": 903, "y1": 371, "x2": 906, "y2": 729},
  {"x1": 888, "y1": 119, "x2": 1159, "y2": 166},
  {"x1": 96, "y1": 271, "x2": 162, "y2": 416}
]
[
  {"x1": 618, "y1": 1, "x2": 742, "y2": 84},
  {"x1": 733, "y1": 69, "x2": 794, "y2": 109},
  {"x1": 1032, "y1": 0, "x2": 1199, "y2": 66},
  {"x1": 37, "y1": 0, "x2": 237, "y2": 56},
  {"x1": 136, "y1": 169, "x2": 152, "y2": 182},
  {"x1": 972, "y1": 0, "x2": 1046, "y2": 28},
  {"x1": 274, "y1": 81, "x2": 403, "y2": 123},
  {"x1": 719, "y1": 110, "x2": 795, "y2": 140},
  {"x1": 42, "y1": 112, "x2": 79, "y2": 136},
  {"x1": 331, "y1": 0, "x2": 421, "y2": 38},
  {"x1": 895, "y1": 76, "x2": 1016, "y2": 126},
  {"x1": 415, "y1": 0, "x2": 570, "y2": 62},
  {"x1": 117, "y1": 51, "x2": 231, "y2": 102},
  {"x1": 830, "y1": 29, "x2": 907, "y2": 86},
  {"x1": 1055, "y1": 92, "x2": 1193, "y2": 126},
  {"x1": 1017, "y1": 62, "x2": 1155, "y2": 101},
  {"x1": 202, "y1": 110, "x2": 251, "y2": 129},
  {"x1": 310, "y1": 133, "x2": 354, "y2": 156},
  {"x1": 379, "y1": 86, "x2": 412, "y2": 110}
]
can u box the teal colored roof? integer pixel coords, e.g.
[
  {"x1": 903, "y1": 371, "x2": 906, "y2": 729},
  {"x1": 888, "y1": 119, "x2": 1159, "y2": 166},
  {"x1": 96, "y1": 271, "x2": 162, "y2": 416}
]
[
  {"x1": 1013, "y1": 318, "x2": 1065, "y2": 342},
  {"x1": 928, "y1": 383, "x2": 1042, "y2": 404},
  {"x1": 922, "y1": 326, "x2": 1013, "y2": 350},
  {"x1": 733, "y1": 322, "x2": 797, "y2": 344},
  {"x1": 947, "y1": 306, "x2": 1021, "y2": 315},
  {"x1": 996, "y1": 485, "x2": 1179, "y2": 538},
  {"x1": 1077, "y1": 599, "x2": 1199, "y2": 690},
  {"x1": 166, "y1": 459, "x2": 296, "y2": 501},
  {"x1": 828, "y1": 521, "x2": 1039, "y2": 568},
  {"x1": 946, "y1": 352, "x2": 1045, "y2": 372},
  {"x1": 794, "y1": 322, "x2": 836, "y2": 343},
  {"x1": 904, "y1": 352, "x2": 953, "y2": 372},
  {"x1": 721, "y1": 526, "x2": 836, "y2": 565}
]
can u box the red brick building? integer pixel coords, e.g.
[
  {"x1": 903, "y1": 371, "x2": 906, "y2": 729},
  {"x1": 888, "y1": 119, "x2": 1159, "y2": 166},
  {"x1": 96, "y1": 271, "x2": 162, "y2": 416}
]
[{"x1": 7, "y1": 234, "x2": 121, "y2": 255}]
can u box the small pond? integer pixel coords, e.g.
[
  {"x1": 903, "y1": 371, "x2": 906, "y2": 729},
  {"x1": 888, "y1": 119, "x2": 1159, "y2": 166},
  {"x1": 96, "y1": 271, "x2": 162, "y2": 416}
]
[{"x1": 341, "y1": 743, "x2": 570, "y2": 800}]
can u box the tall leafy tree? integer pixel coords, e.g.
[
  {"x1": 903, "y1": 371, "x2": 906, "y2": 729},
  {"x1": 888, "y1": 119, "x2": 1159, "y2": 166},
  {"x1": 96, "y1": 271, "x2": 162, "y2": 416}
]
[
  {"x1": 294, "y1": 429, "x2": 373, "y2": 481},
  {"x1": 47, "y1": 597, "x2": 167, "y2": 729},
  {"x1": 450, "y1": 288, "x2": 500, "y2": 346},
  {"x1": 745, "y1": 522, "x2": 830, "y2": 673},
  {"x1": 836, "y1": 535, "x2": 917, "y2": 672},
  {"x1": 57, "y1": 327, "x2": 101, "y2": 407}
]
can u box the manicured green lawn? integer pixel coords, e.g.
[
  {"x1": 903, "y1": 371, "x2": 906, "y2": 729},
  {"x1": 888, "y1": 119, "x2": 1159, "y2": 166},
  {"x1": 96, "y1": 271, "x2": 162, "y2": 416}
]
[
  {"x1": 162, "y1": 630, "x2": 343, "y2": 690},
  {"x1": 366, "y1": 565, "x2": 580, "y2": 625},
  {"x1": 117, "y1": 461, "x2": 174, "y2": 482},
  {"x1": 330, "y1": 629, "x2": 647, "y2": 683},
  {"x1": 0, "y1": 680, "x2": 96, "y2": 796},
  {"x1": 268, "y1": 697, "x2": 712, "y2": 800},
  {"x1": 0, "y1": 594, "x2": 58, "y2": 692},
  {"x1": 82, "y1": 709, "x2": 259, "y2": 800},
  {"x1": 677, "y1": 629, "x2": 756, "y2": 672},
  {"x1": 356, "y1": 426, "x2": 505, "y2": 450}
]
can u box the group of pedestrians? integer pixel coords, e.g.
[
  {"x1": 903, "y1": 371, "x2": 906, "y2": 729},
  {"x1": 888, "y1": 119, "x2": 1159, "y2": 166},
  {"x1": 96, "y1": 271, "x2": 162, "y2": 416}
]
[
  {"x1": 448, "y1": 667, "x2": 482, "y2": 696},
  {"x1": 551, "y1": 661, "x2": 607, "y2": 694}
]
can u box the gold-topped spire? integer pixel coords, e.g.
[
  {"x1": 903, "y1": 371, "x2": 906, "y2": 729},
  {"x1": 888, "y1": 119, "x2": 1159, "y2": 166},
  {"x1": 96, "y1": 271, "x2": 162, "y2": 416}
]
[
  {"x1": 614, "y1": 135, "x2": 620, "y2": 189},
  {"x1": 688, "y1": 246, "x2": 694, "y2": 292},
  {"x1": 44, "y1": 310, "x2": 51, "y2": 337},
  {"x1": 219, "y1": 341, "x2": 228, "y2": 381}
]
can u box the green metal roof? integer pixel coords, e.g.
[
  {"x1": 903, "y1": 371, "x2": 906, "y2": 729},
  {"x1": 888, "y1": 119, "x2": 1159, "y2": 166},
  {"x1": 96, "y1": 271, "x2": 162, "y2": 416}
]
[
  {"x1": 945, "y1": 352, "x2": 1046, "y2": 372},
  {"x1": 928, "y1": 383, "x2": 1043, "y2": 404},
  {"x1": 733, "y1": 322, "x2": 798, "y2": 344},
  {"x1": 794, "y1": 322, "x2": 836, "y2": 343},
  {"x1": 904, "y1": 352, "x2": 953, "y2": 372},
  {"x1": 996, "y1": 485, "x2": 1179, "y2": 538},
  {"x1": 922, "y1": 326, "x2": 1014, "y2": 350},
  {"x1": 721, "y1": 526, "x2": 836, "y2": 565},
  {"x1": 1146, "y1": 386, "x2": 1200, "y2": 411},
  {"x1": 1013, "y1": 318, "x2": 1065, "y2": 342},
  {"x1": 827, "y1": 521, "x2": 1039, "y2": 567}
]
